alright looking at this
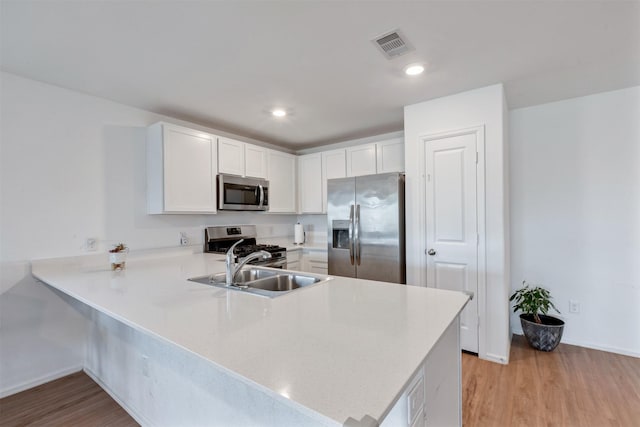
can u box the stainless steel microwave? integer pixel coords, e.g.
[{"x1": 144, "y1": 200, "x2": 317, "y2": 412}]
[{"x1": 217, "y1": 174, "x2": 269, "y2": 211}]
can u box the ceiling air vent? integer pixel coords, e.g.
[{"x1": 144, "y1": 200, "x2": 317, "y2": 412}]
[{"x1": 372, "y1": 29, "x2": 413, "y2": 59}]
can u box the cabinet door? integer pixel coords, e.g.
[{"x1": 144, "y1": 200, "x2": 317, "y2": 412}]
[
  {"x1": 147, "y1": 123, "x2": 217, "y2": 214},
  {"x1": 218, "y1": 137, "x2": 245, "y2": 176},
  {"x1": 298, "y1": 153, "x2": 323, "y2": 213},
  {"x1": 245, "y1": 144, "x2": 268, "y2": 178},
  {"x1": 267, "y1": 150, "x2": 296, "y2": 213},
  {"x1": 303, "y1": 251, "x2": 328, "y2": 274},
  {"x1": 376, "y1": 138, "x2": 405, "y2": 173},
  {"x1": 286, "y1": 250, "x2": 303, "y2": 271},
  {"x1": 321, "y1": 149, "x2": 346, "y2": 213},
  {"x1": 346, "y1": 143, "x2": 377, "y2": 177}
]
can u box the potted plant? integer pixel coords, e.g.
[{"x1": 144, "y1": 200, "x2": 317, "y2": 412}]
[
  {"x1": 109, "y1": 243, "x2": 129, "y2": 271},
  {"x1": 510, "y1": 281, "x2": 565, "y2": 351}
]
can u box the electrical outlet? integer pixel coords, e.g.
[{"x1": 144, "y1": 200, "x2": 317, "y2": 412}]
[
  {"x1": 180, "y1": 232, "x2": 189, "y2": 246},
  {"x1": 569, "y1": 300, "x2": 580, "y2": 314},
  {"x1": 86, "y1": 238, "x2": 97, "y2": 252}
]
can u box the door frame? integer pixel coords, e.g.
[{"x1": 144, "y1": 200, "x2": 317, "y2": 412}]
[{"x1": 420, "y1": 125, "x2": 486, "y2": 357}]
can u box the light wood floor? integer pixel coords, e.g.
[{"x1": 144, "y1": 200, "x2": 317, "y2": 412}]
[
  {"x1": 462, "y1": 335, "x2": 640, "y2": 426},
  {"x1": 1, "y1": 337, "x2": 638, "y2": 426}
]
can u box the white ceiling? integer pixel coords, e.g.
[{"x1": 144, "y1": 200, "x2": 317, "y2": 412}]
[{"x1": 2, "y1": 1, "x2": 639, "y2": 149}]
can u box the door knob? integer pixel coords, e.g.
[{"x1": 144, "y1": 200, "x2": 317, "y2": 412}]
[{"x1": 427, "y1": 249, "x2": 436, "y2": 256}]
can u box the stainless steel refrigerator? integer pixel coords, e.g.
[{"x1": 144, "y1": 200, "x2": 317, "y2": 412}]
[{"x1": 327, "y1": 172, "x2": 405, "y2": 284}]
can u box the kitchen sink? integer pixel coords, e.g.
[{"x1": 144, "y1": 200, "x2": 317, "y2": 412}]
[
  {"x1": 188, "y1": 267, "x2": 329, "y2": 297},
  {"x1": 206, "y1": 268, "x2": 279, "y2": 285},
  {"x1": 245, "y1": 274, "x2": 320, "y2": 292}
]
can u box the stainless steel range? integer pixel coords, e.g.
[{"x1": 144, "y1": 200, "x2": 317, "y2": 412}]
[{"x1": 204, "y1": 225, "x2": 286, "y2": 268}]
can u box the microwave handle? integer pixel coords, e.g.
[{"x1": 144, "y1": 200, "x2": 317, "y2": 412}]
[{"x1": 258, "y1": 184, "x2": 264, "y2": 207}]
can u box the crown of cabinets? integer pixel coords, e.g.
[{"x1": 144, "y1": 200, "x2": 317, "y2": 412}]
[
  {"x1": 298, "y1": 138, "x2": 404, "y2": 213},
  {"x1": 147, "y1": 123, "x2": 296, "y2": 214},
  {"x1": 147, "y1": 122, "x2": 402, "y2": 215}
]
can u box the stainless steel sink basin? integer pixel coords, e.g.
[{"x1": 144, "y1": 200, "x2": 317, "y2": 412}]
[
  {"x1": 188, "y1": 267, "x2": 329, "y2": 298},
  {"x1": 247, "y1": 274, "x2": 321, "y2": 292},
  {"x1": 206, "y1": 268, "x2": 279, "y2": 285}
]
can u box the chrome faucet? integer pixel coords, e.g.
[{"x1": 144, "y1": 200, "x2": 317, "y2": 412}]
[{"x1": 225, "y1": 239, "x2": 272, "y2": 285}]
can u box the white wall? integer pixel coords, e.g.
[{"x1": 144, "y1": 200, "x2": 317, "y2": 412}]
[
  {"x1": 0, "y1": 72, "x2": 298, "y2": 396},
  {"x1": 404, "y1": 84, "x2": 511, "y2": 364},
  {"x1": 509, "y1": 86, "x2": 640, "y2": 357}
]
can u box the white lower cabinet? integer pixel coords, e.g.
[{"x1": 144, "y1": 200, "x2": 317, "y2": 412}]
[
  {"x1": 302, "y1": 250, "x2": 328, "y2": 274},
  {"x1": 147, "y1": 122, "x2": 218, "y2": 214},
  {"x1": 286, "y1": 249, "x2": 302, "y2": 271},
  {"x1": 381, "y1": 319, "x2": 461, "y2": 427},
  {"x1": 410, "y1": 409, "x2": 426, "y2": 427}
]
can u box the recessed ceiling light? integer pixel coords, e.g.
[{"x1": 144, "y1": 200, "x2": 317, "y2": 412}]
[
  {"x1": 404, "y1": 64, "x2": 424, "y2": 76},
  {"x1": 272, "y1": 109, "x2": 287, "y2": 117}
]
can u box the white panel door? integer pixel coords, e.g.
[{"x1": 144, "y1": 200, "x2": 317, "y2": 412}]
[
  {"x1": 245, "y1": 144, "x2": 268, "y2": 178},
  {"x1": 163, "y1": 126, "x2": 217, "y2": 212},
  {"x1": 218, "y1": 137, "x2": 245, "y2": 176},
  {"x1": 425, "y1": 133, "x2": 478, "y2": 353},
  {"x1": 321, "y1": 149, "x2": 346, "y2": 213}
]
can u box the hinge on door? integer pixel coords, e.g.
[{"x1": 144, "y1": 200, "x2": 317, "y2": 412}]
[
  {"x1": 427, "y1": 173, "x2": 431, "y2": 182},
  {"x1": 476, "y1": 152, "x2": 479, "y2": 164},
  {"x1": 477, "y1": 233, "x2": 479, "y2": 245}
]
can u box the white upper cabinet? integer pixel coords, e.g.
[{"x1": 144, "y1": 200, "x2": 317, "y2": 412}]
[
  {"x1": 245, "y1": 144, "x2": 268, "y2": 179},
  {"x1": 147, "y1": 122, "x2": 218, "y2": 214},
  {"x1": 298, "y1": 153, "x2": 323, "y2": 213},
  {"x1": 376, "y1": 138, "x2": 405, "y2": 173},
  {"x1": 267, "y1": 150, "x2": 296, "y2": 213},
  {"x1": 321, "y1": 149, "x2": 347, "y2": 213},
  {"x1": 218, "y1": 137, "x2": 267, "y2": 178},
  {"x1": 218, "y1": 137, "x2": 245, "y2": 176},
  {"x1": 346, "y1": 143, "x2": 377, "y2": 177}
]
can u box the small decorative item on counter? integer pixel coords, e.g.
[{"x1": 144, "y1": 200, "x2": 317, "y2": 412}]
[{"x1": 109, "y1": 243, "x2": 129, "y2": 271}]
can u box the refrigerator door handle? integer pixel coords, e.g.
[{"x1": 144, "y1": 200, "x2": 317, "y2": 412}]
[
  {"x1": 348, "y1": 204, "x2": 355, "y2": 265},
  {"x1": 355, "y1": 204, "x2": 361, "y2": 265}
]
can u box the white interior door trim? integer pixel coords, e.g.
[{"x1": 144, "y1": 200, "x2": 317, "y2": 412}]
[{"x1": 420, "y1": 125, "x2": 487, "y2": 358}]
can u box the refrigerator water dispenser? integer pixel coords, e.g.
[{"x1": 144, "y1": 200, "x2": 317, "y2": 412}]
[{"x1": 332, "y1": 220, "x2": 351, "y2": 249}]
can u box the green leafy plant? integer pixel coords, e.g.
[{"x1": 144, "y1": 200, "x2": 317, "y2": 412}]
[{"x1": 509, "y1": 281, "x2": 560, "y2": 324}]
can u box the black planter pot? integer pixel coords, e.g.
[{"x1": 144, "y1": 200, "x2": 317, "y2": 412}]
[{"x1": 520, "y1": 314, "x2": 565, "y2": 352}]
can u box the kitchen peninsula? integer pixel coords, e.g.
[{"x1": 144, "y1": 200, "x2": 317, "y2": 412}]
[{"x1": 32, "y1": 250, "x2": 468, "y2": 426}]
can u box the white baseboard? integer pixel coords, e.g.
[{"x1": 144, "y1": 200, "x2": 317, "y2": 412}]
[
  {"x1": 481, "y1": 352, "x2": 509, "y2": 365},
  {"x1": 84, "y1": 367, "x2": 152, "y2": 426},
  {"x1": 0, "y1": 364, "x2": 83, "y2": 398},
  {"x1": 512, "y1": 331, "x2": 640, "y2": 358}
]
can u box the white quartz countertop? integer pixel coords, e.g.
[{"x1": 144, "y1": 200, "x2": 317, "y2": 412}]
[{"x1": 32, "y1": 251, "x2": 468, "y2": 425}]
